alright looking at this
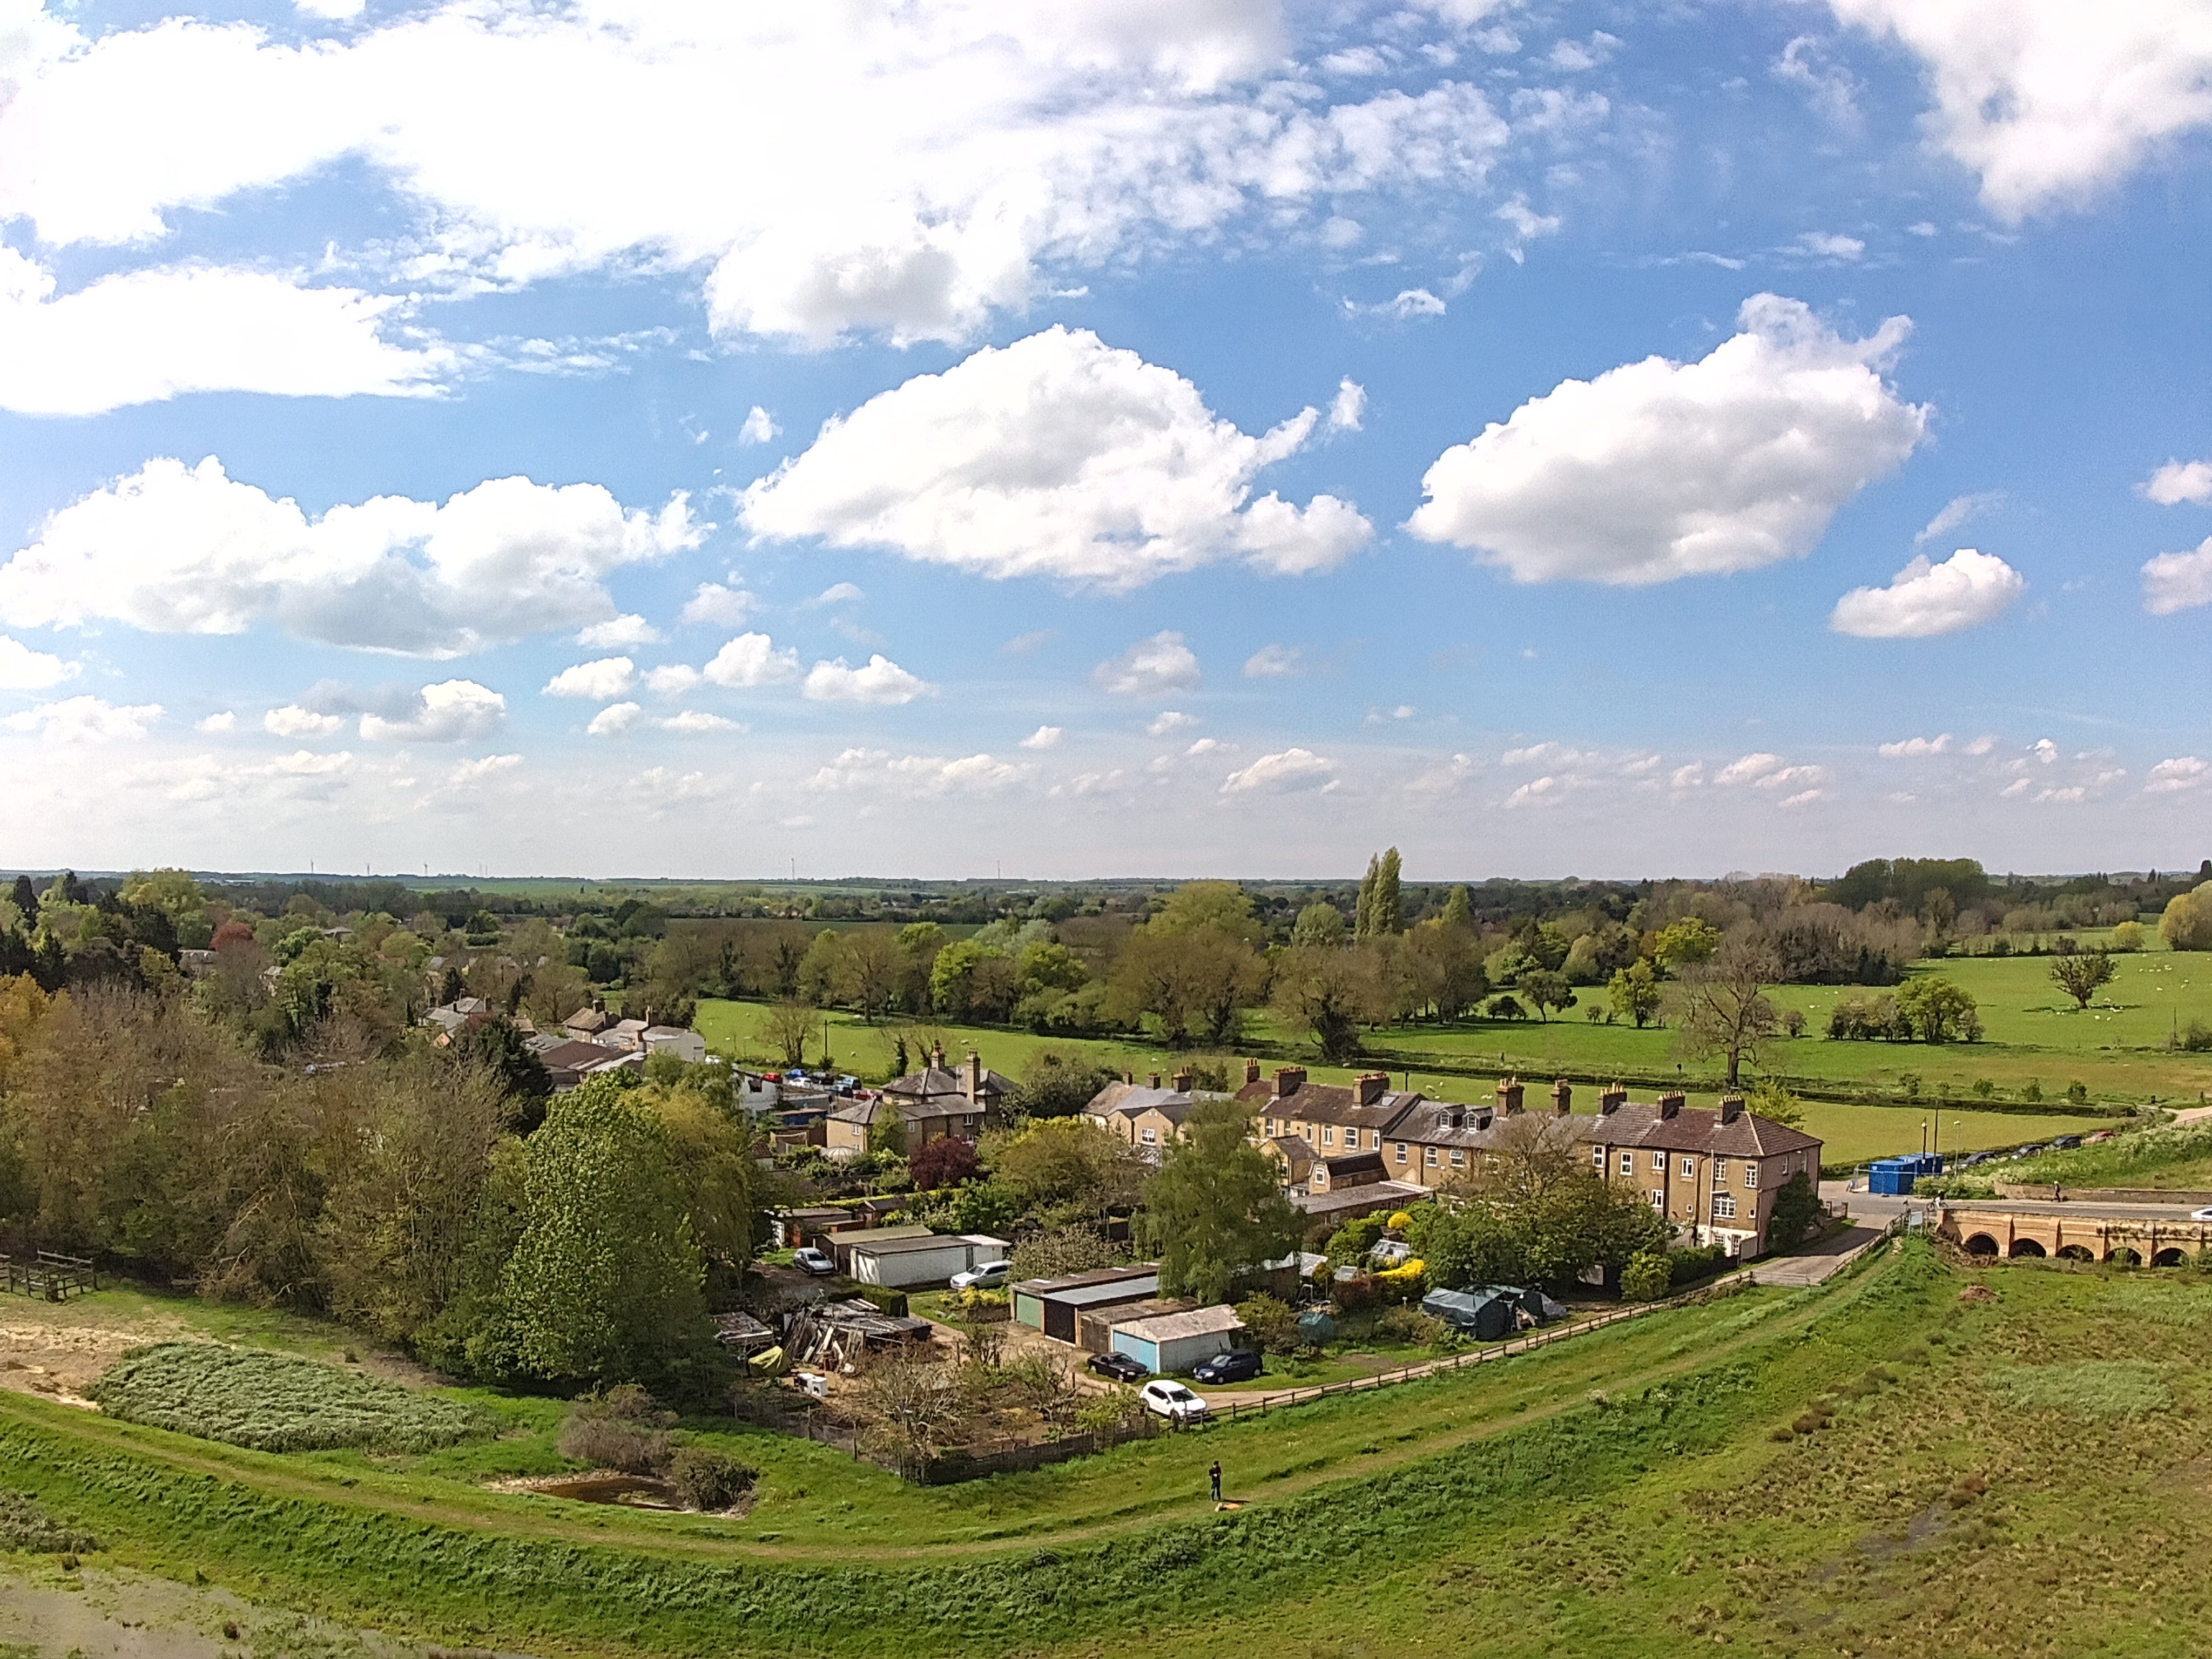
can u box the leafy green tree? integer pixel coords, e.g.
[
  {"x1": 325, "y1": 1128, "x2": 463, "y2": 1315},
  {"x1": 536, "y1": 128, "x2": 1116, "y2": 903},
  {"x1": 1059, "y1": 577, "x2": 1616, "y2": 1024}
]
[
  {"x1": 1609, "y1": 959, "x2": 1662, "y2": 1028},
  {"x1": 1441, "y1": 885, "x2": 1474, "y2": 929},
  {"x1": 1150, "y1": 881, "x2": 1264, "y2": 945},
  {"x1": 1745, "y1": 1080, "x2": 1807, "y2": 1130},
  {"x1": 1139, "y1": 1099, "x2": 1302, "y2": 1305},
  {"x1": 1765, "y1": 1171, "x2": 1821, "y2": 1251},
  {"x1": 2049, "y1": 948, "x2": 2116, "y2": 1011},
  {"x1": 497, "y1": 1080, "x2": 713, "y2": 1387},
  {"x1": 1620, "y1": 1250, "x2": 1673, "y2": 1302},
  {"x1": 1270, "y1": 942, "x2": 1379, "y2": 1062},
  {"x1": 449, "y1": 1017, "x2": 552, "y2": 1131},
  {"x1": 1292, "y1": 901, "x2": 1348, "y2": 946},
  {"x1": 1355, "y1": 848, "x2": 1404, "y2": 937},
  {"x1": 1354, "y1": 854, "x2": 1380, "y2": 939},
  {"x1": 1651, "y1": 918, "x2": 1722, "y2": 973},
  {"x1": 1105, "y1": 922, "x2": 1259, "y2": 1047},
  {"x1": 1895, "y1": 975, "x2": 1980, "y2": 1043},
  {"x1": 1520, "y1": 969, "x2": 1575, "y2": 1022},
  {"x1": 2161, "y1": 887, "x2": 2212, "y2": 951}
]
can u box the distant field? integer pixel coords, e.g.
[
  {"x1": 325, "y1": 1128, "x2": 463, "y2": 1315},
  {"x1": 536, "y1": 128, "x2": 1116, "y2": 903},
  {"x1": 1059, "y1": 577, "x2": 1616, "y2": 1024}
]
[{"x1": 693, "y1": 1000, "x2": 2119, "y2": 1167}]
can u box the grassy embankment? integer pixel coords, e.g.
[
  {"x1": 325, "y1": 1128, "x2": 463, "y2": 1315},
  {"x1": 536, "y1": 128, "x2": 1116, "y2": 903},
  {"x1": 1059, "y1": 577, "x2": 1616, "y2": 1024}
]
[
  {"x1": 694, "y1": 993, "x2": 2136, "y2": 1168},
  {"x1": 3, "y1": 1245, "x2": 2212, "y2": 1655}
]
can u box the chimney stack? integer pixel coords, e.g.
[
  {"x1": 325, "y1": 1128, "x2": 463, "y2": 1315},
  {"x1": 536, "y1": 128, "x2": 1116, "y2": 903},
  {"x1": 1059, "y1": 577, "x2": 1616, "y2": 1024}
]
[
  {"x1": 1245, "y1": 1057, "x2": 1262, "y2": 1085},
  {"x1": 1172, "y1": 1068, "x2": 1193, "y2": 1094},
  {"x1": 1276, "y1": 1066, "x2": 1306, "y2": 1098},
  {"x1": 932, "y1": 1040, "x2": 947, "y2": 1070},
  {"x1": 1499, "y1": 1077, "x2": 1525, "y2": 1115},
  {"x1": 1600, "y1": 1083, "x2": 1627, "y2": 1116},
  {"x1": 1358, "y1": 1071, "x2": 1388, "y2": 1105},
  {"x1": 1659, "y1": 1090, "x2": 1685, "y2": 1120},
  {"x1": 1720, "y1": 1094, "x2": 1744, "y2": 1124},
  {"x1": 1148, "y1": 1072, "x2": 1161, "y2": 1090},
  {"x1": 1552, "y1": 1079, "x2": 1573, "y2": 1116},
  {"x1": 966, "y1": 1050, "x2": 983, "y2": 1103}
]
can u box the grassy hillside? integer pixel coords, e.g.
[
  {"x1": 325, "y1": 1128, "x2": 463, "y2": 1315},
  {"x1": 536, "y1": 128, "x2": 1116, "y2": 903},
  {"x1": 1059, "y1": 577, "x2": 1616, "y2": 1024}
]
[{"x1": 2, "y1": 1246, "x2": 2210, "y2": 1656}]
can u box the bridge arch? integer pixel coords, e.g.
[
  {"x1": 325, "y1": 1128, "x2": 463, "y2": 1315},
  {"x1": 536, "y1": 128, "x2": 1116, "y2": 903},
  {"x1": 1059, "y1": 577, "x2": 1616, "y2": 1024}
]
[
  {"x1": 1962, "y1": 1232, "x2": 2000, "y2": 1257},
  {"x1": 2008, "y1": 1238, "x2": 2046, "y2": 1258},
  {"x1": 2153, "y1": 1247, "x2": 2187, "y2": 1268},
  {"x1": 2106, "y1": 1246, "x2": 2141, "y2": 1267},
  {"x1": 2055, "y1": 1244, "x2": 2094, "y2": 1262}
]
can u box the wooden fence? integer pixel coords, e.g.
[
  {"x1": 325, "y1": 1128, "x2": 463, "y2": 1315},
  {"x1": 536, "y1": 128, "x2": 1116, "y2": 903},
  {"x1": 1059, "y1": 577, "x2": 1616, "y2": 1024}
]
[{"x1": 0, "y1": 1252, "x2": 96, "y2": 1301}]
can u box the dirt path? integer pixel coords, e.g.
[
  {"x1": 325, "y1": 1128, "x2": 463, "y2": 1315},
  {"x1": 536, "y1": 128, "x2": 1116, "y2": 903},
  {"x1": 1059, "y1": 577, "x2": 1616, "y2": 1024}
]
[{"x1": 0, "y1": 1250, "x2": 1889, "y2": 1572}]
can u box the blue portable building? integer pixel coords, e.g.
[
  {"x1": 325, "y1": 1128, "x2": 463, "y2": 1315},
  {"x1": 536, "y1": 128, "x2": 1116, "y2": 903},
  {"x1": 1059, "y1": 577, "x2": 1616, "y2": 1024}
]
[{"x1": 1868, "y1": 1153, "x2": 1944, "y2": 1195}]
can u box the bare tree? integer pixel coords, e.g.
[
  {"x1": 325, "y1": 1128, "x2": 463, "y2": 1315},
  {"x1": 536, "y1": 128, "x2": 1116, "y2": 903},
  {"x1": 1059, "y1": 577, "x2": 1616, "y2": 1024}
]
[
  {"x1": 1668, "y1": 938, "x2": 1781, "y2": 1088},
  {"x1": 1462, "y1": 1109, "x2": 1583, "y2": 1208},
  {"x1": 763, "y1": 997, "x2": 815, "y2": 1068}
]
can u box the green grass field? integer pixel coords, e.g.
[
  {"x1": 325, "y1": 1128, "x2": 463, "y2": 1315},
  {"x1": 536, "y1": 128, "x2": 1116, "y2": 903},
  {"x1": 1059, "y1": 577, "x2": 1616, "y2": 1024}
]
[
  {"x1": 694, "y1": 998, "x2": 2125, "y2": 1167},
  {"x1": 3, "y1": 1245, "x2": 2210, "y2": 1656}
]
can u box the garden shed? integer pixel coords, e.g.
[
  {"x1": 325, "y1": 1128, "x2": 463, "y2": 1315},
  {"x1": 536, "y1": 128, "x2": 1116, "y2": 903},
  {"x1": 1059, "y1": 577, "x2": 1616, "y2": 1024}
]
[
  {"x1": 1013, "y1": 1265, "x2": 1161, "y2": 1343},
  {"x1": 1109, "y1": 1306, "x2": 1249, "y2": 1375},
  {"x1": 842, "y1": 1232, "x2": 1009, "y2": 1290},
  {"x1": 1076, "y1": 1297, "x2": 1194, "y2": 1354},
  {"x1": 1421, "y1": 1287, "x2": 1518, "y2": 1341}
]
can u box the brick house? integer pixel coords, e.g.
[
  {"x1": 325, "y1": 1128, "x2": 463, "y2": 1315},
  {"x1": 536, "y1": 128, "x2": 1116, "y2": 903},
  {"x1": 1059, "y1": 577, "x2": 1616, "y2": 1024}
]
[
  {"x1": 1081, "y1": 1073, "x2": 1199, "y2": 1156},
  {"x1": 1578, "y1": 1085, "x2": 1823, "y2": 1257},
  {"x1": 823, "y1": 1046, "x2": 1010, "y2": 1157}
]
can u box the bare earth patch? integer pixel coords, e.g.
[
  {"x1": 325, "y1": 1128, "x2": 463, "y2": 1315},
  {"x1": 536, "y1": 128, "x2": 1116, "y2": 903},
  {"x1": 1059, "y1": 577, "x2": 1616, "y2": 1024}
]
[{"x1": 0, "y1": 1310, "x2": 196, "y2": 1406}]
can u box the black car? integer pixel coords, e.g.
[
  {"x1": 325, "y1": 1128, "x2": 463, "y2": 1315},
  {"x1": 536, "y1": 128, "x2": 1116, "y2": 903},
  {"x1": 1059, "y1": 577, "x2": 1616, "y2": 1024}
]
[
  {"x1": 1088, "y1": 1351, "x2": 1149, "y2": 1384},
  {"x1": 1191, "y1": 1350, "x2": 1263, "y2": 1385}
]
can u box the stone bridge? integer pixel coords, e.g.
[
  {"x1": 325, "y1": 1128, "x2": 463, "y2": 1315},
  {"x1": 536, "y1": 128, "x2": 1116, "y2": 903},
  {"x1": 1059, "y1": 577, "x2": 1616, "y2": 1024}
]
[{"x1": 1936, "y1": 1200, "x2": 2212, "y2": 1266}]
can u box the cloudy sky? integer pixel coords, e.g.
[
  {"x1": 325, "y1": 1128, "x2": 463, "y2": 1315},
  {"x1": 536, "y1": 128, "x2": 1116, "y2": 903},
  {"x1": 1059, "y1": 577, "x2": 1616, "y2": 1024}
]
[{"x1": 1, "y1": 0, "x2": 2208, "y2": 881}]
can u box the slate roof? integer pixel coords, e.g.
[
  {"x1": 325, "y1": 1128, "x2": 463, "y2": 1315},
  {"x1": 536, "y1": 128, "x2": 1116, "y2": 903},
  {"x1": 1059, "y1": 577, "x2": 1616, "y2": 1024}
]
[
  {"x1": 881, "y1": 1063, "x2": 1014, "y2": 1103},
  {"x1": 1083, "y1": 1081, "x2": 1197, "y2": 1123},
  {"x1": 1576, "y1": 1103, "x2": 1822, "y2": 1159}
]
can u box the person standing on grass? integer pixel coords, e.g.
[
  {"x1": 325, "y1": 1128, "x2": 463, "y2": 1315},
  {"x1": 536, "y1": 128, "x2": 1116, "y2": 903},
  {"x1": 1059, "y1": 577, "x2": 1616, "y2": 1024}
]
[{"x1": 1210, "y1": 1460, "x2": 1222, "y2": 1501}]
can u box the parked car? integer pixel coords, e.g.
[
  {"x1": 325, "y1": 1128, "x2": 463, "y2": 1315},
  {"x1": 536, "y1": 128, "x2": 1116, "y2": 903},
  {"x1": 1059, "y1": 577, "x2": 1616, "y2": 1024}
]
[
  {"x1": 1191, "y1": 1350, "x2": 1263, "y2": 1385},
  {"x1": 792, "y1": 1246, "x2": 836, "y2": 1276},
  {"x1": 949, "y1": 1260, "x2": 1011, "y2": 1292},
  {"x1": 2051, "y1": 1135, "x2": 2082, "y2": 1150},
  {"x1": 2191, "y1": 1207, "x2": 2212, "y2": 1223},
  {"x1": 1139, "y1": 1379, "x2": 1210, "y2": 1424},
  {"x1": 1088, "y1": 1351, "x2": 1149, "y2": 1384}
]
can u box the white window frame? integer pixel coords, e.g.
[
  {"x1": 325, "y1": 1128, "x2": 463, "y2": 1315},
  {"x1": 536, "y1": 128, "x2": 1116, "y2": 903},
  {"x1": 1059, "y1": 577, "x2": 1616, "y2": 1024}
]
[
  {"x1": 1449, "y1": 1149, "x2": 1467, "y2": 1168},
  {"x1": 1620, "y1": 1151, "x2": 1634, "y2": 1176},
  {"x1": 1425, "y1": 1146, "x2": 1439, "y2": 1166},
  {"x1": 1713, "y1": 1193, "x2": 1737, "y2": 1220},
  {"x1": 1714, "y1": 1158, "x2": 1728, "y2": 1183},
  {"x1": 1651, "y1": 1151, "x2": 1665, "y2": 1172},
  {"x1": 1744, "y1": 1163, "x2": 1759, "y2": 1188},
  {"x1": 1681, "y1": 1156, "x2": 1696, "y2": 1178},
  {"x1": 1139, "y1": 1127, "x2": 1157, "y2": 1145},
  {"x1": 1649, "y1": 1190, "x2": 1665, "y2": 1208},
  {"x1": 1592, "y1": 1145, "x2": 1606, "y2": 1171},
  {"x1": 1322, "y1": 1126, "x2": 1335, "y2": 1147},
  {"x1": 1395, "y1": 1142, "x2": 1408, "y2": 1164}
]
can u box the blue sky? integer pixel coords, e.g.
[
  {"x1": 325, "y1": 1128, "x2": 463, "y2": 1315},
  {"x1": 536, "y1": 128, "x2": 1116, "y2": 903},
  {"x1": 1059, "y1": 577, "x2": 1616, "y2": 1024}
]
[{"x1": 1, "y1": 0, "x2": 2208, "y2": 881}]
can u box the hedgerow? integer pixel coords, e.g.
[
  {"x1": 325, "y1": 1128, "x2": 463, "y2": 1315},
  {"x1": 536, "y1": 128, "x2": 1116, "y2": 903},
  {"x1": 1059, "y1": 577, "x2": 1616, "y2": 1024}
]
[{"x1": 89, "y1": 1343, "x2": 493, "y2": 1454}]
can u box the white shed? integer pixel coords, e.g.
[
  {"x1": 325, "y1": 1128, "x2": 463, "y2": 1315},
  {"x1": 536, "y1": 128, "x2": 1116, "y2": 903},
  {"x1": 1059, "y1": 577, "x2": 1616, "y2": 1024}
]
[
  {"x1": 1108, "y1": 1306, "x2": 1249, "y2": 1375},
  {"x1": 844, "y1": 1232, "x2": 1009, "y2": 1290}
]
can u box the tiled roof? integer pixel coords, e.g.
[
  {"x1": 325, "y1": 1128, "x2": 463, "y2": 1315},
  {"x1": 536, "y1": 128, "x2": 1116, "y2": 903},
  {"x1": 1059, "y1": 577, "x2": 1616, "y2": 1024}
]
[
  {"x1": 1577, "y1": 1103, "x2": 1823, "y2": 1158},
  {"x1": 882, "y1": 1064, "x2": 1013, "y2": 1101}
]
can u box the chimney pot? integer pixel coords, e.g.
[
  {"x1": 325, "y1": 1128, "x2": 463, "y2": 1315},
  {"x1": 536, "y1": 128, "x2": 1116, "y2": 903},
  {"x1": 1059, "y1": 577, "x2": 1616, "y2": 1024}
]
[
  {"x1": 1720, "y1": 1094, "x2": 1744, "y2": 1124},
  {"x1": 966, "y1": 1050, "x2": 983, "y2": 1104},
  {"x1": 1245, "y1": 1057, "x2": 1262, "y2": 1085},
  {"x1": 1600, "y1": 1083, "x2": 1627, "y2": 1116},
  {"x1": 1358, "y1": 1071, "x2": 1387, "y2": 1105},
  {"x1": 1276, "y1": 1066, "x2": 1306, "y2": 1098},
  {"x1": 1148, "y1": 1073, "x2": 1162, "y2": 1091},
  {"x1": 1659, "y1": 1090, "x2": 1685, "y2": 1120},
  {"x1": 1499, "y1": 1077, "x2": 1525, "y2": 1115},
  {"x1": 1172, "y1": 1069, "x2": 1193, "y2": 1094},
  {"x1": 1553, "y1": 1079, "x2": 1573, "y2": 1116}
]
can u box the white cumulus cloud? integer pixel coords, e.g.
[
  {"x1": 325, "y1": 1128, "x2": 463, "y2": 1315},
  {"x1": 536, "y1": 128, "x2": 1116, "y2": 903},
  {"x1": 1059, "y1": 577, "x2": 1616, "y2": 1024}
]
[
  {"x1": 0, "y1": 633, "x2": 77, "y2": 690},
  {"x1": 2147, "y1": 756, "x2": 2210, "y2": 794},
  {"x1": 740, "y1": 328, "x2": 1372, "y2": 590},
  {"x1": 0, "y1": 457, "x2": 704, "y2": 656},
  {"x1": 576, "y1": 613, "x2": 660, "y2": 648},
  {"x1": 803, "y1": 655, "x2": 929, "y2": 705},
  {"x1": 806, "y1": 748, "x2": 1024, "y2": 794},
  {"x1": 1879, "y1": 734, "x2": 1954, "y2": 757},
  {"x1": 542, "y1": 657, "x2": 637, "y2": 700},
  {"x1": 1097, "y1": 632, "x2": 1201, "y2": 699},
  {"x1": 1408, "y1": 295, "x2": 1927, "y2": 584},
  {"x1": 702, "y1": 633, "x2": 802, "y2": 689},
  {"x1": 264, "y1": 704, "x2": 344, "y2": 738},
  {"x1": 1917, "y1": 491, "x2": 2004, "y2": 543},
  {"x1": 738, "y1": 406, "x2": 780, "y2": 445},
  {"x1": 3, "y1": 694, "x2": 161, "y2": 741},
  {"x1": 2142, "y1": 537, "x2": 2212, "y2": 615},
  {"x1": 194, "y1": 711, "x2": 236, "y2": 733},
  {"x1": 1221, "y1": 747, "x2": 1334, "y2": 794},
  {"x1": 1826, "y1": 0, "x2": 2212, "y2": 218},
  {"x1": 681, "y1": 582, "x2": 758, "y2": 628},
  {"x1": 1831, "y1": 548, "x2": 2026, "y2": 637},
  {"x1": 1243, "y1": 644, "x2": 1303, "y2": 679},
  {"x1": 588, "y1": 702, "x2": 643, "y2": 736},
  {"x1": 1328, "y1": 379, "x2": 1367, "y2": 431},
  {"x1": 1020, "y1": 725, "x2": 1063, "y2": 750},
  {"x1": 358, "y1": 679, "x2": 505, "y2": 742},
  {"x1": 2146, "y1": 459, "x2": 2212, "y2": 506},
  {"x1": 0, "y1": 249, "x2": 448, "y2": 415}
]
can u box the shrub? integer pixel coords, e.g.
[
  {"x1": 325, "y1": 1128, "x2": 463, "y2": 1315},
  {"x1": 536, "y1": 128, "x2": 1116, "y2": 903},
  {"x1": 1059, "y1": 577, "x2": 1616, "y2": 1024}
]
[
  {"x1": 1766, "y1": 1171, "x2": 1822, "y2": 1251},
  {"x1": 1373, "y1": 1260, "x2": 1427, "y2": 1302},
  {"x1": 2170, "y1": 1018, "x2": 2212, "y2": 1054},
  {"x1": 2110, "y1": 921, "x2": 2146, "y2": 952},
  {"x1": 667, "y1": 1446, "x2": 757, "y2": 1510},
  {"x1": 2161, "y1": 888, "x2": 2212, "y2": 952},
  {"x1": 1667, "y1": 1245, "x2": 1728, "y2": 1287},
  {"x1": 1620, "y1": 1251, "x2": 1672, "y2": 1302},
  {"x1": 1234, "y1": 1292, "x2": 1300, "y2": 1355},
  {"x1": 1372, "y1": 1304, "x2": 1444, "y2": 1346},
  {"x1": 851, "y1": 1285, "x2": 909, "y2": 1318},
  {"x1": 557, "y1": 1384, "x2": 675, "y2": 1474},
  {"x1": 0, "y1": 1489, "x2": 98, "y2": 1554},
  {"x1": 90, "y1": 1343, "x2": 491, "y2": 1454}
]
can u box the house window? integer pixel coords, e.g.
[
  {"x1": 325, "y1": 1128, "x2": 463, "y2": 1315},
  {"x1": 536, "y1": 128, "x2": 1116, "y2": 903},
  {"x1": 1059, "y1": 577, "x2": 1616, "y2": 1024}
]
[
  {"x1": 1395, "y1": 1142, "x2": 1408, "y2": 1164},
  {"x1": 1650, "y1": 1151, "x2": 1665, "y2": 1172},
  {"x1": 1649, "y1": 1190, "x2": 1665, "y2": 1208},
  {"x1": 1713, "y1": 1194, "x2": 1737, "y2": 1220},
  {"x1": 1425, "y1": 1147, "x2": 1439, "y2": 1166},
  {"x1": 1322, "y1": 1126, "x2": 1336, "y2": 1147},
  {"x1": 1714, "y1": 1159, "x2": 1728, "y2": 1183},
  {"x1": 1620, "y1": 1151, "x2": 1633, "y2": 1176},
  {"x1": 1744, "y1": 1163, "x2": 1759, "y2": 1187},
  {"x1": 1450, "y1": 1150, "x2": 1467, "y2": 1168},
  {"x1": 1592, "y1": 1146, "x2": 1606, "y2": 1171},
  {"x1": 1681, "y1": 1157, "x2": 1696, "y2": 1178},
  {"x1": 1139, "y1": 1128, "x2": 1157, "y2": 1145}
]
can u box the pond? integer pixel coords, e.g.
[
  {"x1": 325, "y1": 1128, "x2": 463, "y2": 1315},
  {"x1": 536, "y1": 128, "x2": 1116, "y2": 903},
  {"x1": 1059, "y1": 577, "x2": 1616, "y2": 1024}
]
[{"x1": 535, "y1": 1474, "x2": 680, "y2": 1509}]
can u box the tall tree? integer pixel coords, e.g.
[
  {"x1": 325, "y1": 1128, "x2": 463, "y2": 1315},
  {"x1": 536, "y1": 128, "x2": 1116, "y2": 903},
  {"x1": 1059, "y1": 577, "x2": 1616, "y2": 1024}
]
[
  {"x1": 1668, "y1": 938, "x2": 1781, "y2": 1087},
  {"x1": 1372, "y1": 847, "x2": 1404, "y2": 936},
  {"x1": 1354, "y1": 855, "x2": 1379, "y2": 938},
  {"x1": 1138, "y1": 1100, "x2": 1302, "y2": 1305},
  {"x1": 1441, "y1": 884, "x2": 1474, "y2": 929},
  {"x1": 2049, "y1": 949, "x2": 2116, "y2": 1011}
]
